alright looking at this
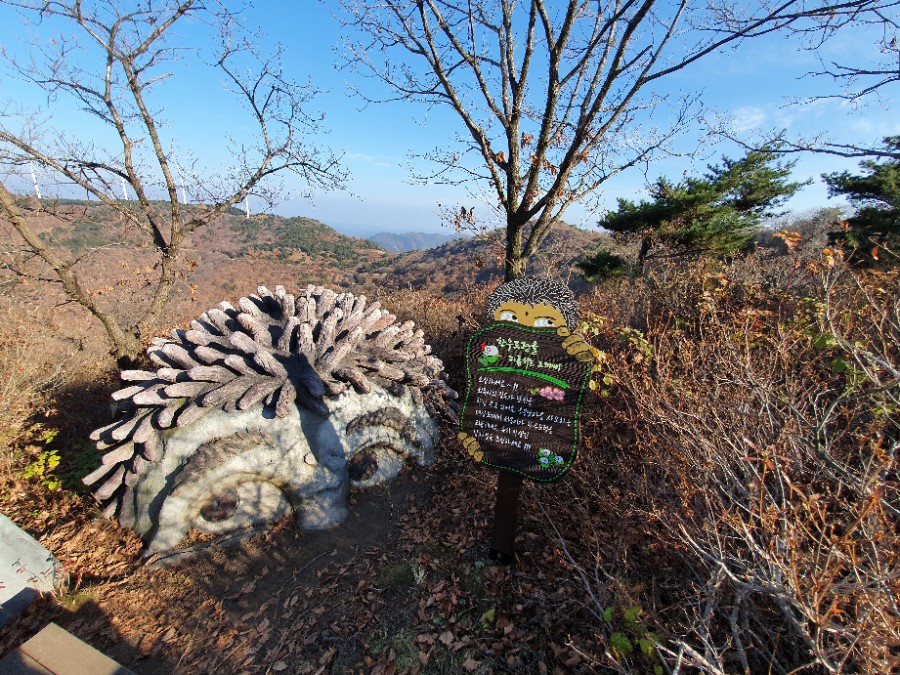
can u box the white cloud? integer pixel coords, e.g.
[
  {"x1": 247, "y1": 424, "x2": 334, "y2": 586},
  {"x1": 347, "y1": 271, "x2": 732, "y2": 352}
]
[
  {"x1": 731, "y1": 106, "x2": 768, "y2": 132},
  {"x1": 345, "y1": 152, "x2": 376, "y2": 163}
]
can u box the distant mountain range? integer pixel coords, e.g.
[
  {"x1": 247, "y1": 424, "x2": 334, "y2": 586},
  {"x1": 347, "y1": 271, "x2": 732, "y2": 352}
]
[
  {"x1": 363, "y1": 222, "x2": 601, "y2": 294},
  {"x1": 367, "y1": 231, "x2": 460, "y2": 252},
  {"x1": 9, "y1": 200, "x2": 601, "y2": 309}
]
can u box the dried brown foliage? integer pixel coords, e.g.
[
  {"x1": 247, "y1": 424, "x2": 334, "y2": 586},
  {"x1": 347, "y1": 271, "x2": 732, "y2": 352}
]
[
  {"x1": 2, "y1": 243, "x2": 897, "y2": 674},
  {"x1": 0, "y1": 294, "x2": 79, "y2": 476},
  {"x1": 550, "y1": 252, "x2": 899, "y2": 673}
]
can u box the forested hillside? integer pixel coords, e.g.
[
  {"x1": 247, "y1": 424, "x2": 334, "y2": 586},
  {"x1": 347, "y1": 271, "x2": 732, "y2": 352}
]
[
  {"x1": 1, "y1": 0, "x2": 897, "y2": 671},
  {"x1": 367, "y1": 231, "x2": 459, "y2": 252}
]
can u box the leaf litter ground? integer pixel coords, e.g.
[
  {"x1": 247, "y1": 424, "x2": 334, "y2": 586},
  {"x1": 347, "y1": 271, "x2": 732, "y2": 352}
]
[{"x1": 1, "y1": 435, "x2": 613, "y2": 674}]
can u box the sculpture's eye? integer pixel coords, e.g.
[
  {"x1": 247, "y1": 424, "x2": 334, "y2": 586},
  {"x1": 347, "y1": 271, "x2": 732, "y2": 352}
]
[
  {"x1": 348, "y1": 447, "x2": 380, "y2": 483},
  {"x1": 534, "y1": 316, "x2": 556, "y2": 327},
  {"x1": 344, "y1": 406, "x2": 423, "y2": 489},
  {"x1": 499, "y1": 310, "x2": 518, "y2": 322},
  {"x1": 143, "y1": 428, "x2": 308, "y2": 555},
  {"x1": 199, "y1": 487, "x2": 240, "y2": 523},
  {"x1": 347, "y1": 443, "x2": 406, "y2": 488}
]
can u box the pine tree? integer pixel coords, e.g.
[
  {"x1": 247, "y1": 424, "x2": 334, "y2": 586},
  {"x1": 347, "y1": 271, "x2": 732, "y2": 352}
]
[
  {"x1": 823, "y1": 137, "x2": 900, "y2": 265},
  {"x1": 579, "y1": 149, "x2": 806, "y2": 280}
]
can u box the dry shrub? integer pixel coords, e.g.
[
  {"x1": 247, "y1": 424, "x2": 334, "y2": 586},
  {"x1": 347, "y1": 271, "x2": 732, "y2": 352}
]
[
  {"x1": 378, "y1": 283, "x2": 499, "y2": 392},
  {"x1": 0, "y1": 279, "x2": 121, "y2": 512},
  {"x1": 0, "y1": 294, "x2": 78, "y2": 475},
  {"x1": 549, "y1": 252, "x2": 899, "y2": 673}
]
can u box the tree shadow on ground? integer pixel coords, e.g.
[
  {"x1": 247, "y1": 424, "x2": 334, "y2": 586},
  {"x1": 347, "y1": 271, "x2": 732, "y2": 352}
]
[
  {"x1": 1, "y1": 470, "x2": 438, "y2": 674},
  {"x1": 132, "y1": 471, "x2": 437, "y2": 673},
  {"x1": 0, "y1": 596, "x2": 182, "y2": 675}
]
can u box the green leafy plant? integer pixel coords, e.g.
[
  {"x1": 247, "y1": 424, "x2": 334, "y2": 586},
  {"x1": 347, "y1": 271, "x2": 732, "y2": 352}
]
[
  {"x1": 576, "y1": 312, "x2": 618, "y2": 396},
  {"x1": 59, "y1": 442, "x2": 103, "y2": 491},
  {"x1": 618, "y1": 327, "x2": 654, "y2": 363},
  {"x1": 603, "y1": 604, "x2": 663, "y2": 673},
  {"x1": 20, "y1": 427, "x2": 62, "y2": 490},
  {"x1": 577, "y1": 248, "x2": 630, "y2": 283}
]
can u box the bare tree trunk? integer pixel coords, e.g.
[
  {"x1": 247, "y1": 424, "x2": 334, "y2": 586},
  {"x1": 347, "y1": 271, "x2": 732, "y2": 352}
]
[
  {"x1": 0, "y1": 182, "x2": 143, "y2": 364},
  {"x1": 637, "y1": 234, "x2": 653, "y2": 275},
  {"x1": 137, "y1": 240, "x2": 181, "y2": 342},
  {"x1": 504, "y1": 216, "x2": 527, "y2": 281}
]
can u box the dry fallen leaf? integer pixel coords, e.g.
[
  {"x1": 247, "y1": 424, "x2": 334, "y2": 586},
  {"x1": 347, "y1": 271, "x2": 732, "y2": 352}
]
[
  {"x1": 415, "y1": 633, "x2": 435, "y2": 645},
  {"x1": 462, "y1": 656, "x2": 480, "y2": 672},
  {"x1": 138, "y1": 635, "x2": 155, "y2": 656}
]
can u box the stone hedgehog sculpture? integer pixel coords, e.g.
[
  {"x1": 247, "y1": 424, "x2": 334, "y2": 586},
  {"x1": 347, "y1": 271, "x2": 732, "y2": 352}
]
[{"x1": 85, "y1": 285, "x2": 457, "y2": 557}]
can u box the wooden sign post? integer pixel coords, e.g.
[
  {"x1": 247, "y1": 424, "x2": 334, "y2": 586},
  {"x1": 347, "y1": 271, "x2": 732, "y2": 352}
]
[{"x1": 458, "y1": 279, "x2": 592, "y2": 564}]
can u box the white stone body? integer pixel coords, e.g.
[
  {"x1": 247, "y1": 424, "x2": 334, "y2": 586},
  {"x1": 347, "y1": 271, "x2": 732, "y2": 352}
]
[
  {"x1": 0, "y1": 513, "x2": 67, "y2": 626},
  {"x1": 128, "y1": 383, "x2": 439, "y2": 554}
]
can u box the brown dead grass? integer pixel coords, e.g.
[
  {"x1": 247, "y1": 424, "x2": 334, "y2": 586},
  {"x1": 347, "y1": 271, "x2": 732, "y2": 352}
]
[{"x1": 1, "y1": 244, "x2": 897, "y2": 674}]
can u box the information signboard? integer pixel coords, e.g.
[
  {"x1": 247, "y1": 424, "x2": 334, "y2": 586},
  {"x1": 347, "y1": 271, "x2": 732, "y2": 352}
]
[{"x1": 459, "y1": 322, "x2": 592, "y2": 482}]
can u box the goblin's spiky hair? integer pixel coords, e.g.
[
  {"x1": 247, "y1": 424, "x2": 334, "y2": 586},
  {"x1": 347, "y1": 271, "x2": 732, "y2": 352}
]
[
  {"x1": 85, "y1": 285, "x2": 455, "y2": 525},
  {"x1": 486, "y1": 278, "x2": 578, "y2": 330}
]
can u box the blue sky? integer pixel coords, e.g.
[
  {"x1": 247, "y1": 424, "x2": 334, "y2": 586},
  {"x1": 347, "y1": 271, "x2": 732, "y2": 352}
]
[{"x1": 0, "y1": 1, "x2": 896, "y2": 236}]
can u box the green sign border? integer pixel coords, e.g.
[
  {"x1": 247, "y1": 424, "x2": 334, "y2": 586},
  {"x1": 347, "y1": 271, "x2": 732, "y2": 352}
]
[{"x1": 460, "y1": 322, "x2": 592, "y2": 482}]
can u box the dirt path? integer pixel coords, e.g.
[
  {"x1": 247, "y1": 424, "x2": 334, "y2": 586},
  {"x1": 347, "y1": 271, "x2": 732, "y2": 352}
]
[
  {"x1": 111, "y1": 471, "x2": 443, "y2": 674},
  {"x1": 2, "y1": 443, "x2": 609, "y2": 674}
]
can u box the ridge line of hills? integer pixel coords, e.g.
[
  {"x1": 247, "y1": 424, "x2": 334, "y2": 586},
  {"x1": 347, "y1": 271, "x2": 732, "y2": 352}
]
[{"x1": 7, "y1": 200, "x2": 603, "y2": 301}]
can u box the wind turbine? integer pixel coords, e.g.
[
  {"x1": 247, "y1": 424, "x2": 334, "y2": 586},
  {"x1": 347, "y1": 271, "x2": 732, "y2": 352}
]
[
  {"x1": 244, "y1": 193, "x2": 250, "y2": 219},
  {"x1": 29, "y1": 162, "x2": 42, "y2": 199},
  {"x1": 120, "y1": 175, "x2": 129, "y2": 200},
  {"x1": 168, "y1": 142, "x2": 189, "y2": 204}
]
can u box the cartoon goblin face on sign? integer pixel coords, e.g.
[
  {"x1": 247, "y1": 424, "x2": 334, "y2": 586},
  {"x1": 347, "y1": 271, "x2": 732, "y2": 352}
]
[
  {"x1": 459, "y1": 278, "x2": 596, "y2": 465},
  {"x1": 487, "y1": 278, "x2": 577, "y2": 330},
  {"x1": 485, "y1": 278, "x2": 594, "y2": 362},
  {"x1": 494, "y1": 301, "x2": 565, "y2": 328}
]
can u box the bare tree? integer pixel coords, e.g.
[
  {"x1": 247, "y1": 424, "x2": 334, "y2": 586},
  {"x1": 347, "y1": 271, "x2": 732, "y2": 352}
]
[
  {"x1": 0, "y1": 0, "x2": 345, "y2": 364},
  {"x1": 802, "y1": 4, "x2": 899, "y2": 103},
  {"x1": 340, "y1": 0, "x2": 897, "y2": 280},
  {"x1": 710, "y1": 4, "x2": 899, "y2": 161}
]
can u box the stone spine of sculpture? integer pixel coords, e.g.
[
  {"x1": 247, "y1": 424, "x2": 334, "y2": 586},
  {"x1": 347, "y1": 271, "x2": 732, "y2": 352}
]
[{"x1": 84, "y1": 285, "x2": 456, "y2": 553}]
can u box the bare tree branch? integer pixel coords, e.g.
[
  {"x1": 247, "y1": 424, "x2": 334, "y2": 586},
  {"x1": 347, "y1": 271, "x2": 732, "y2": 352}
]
[
  {"x1": 0, "y1": 0, "x2": 346, "y2": 363},
  {"x1": 341, "y1": 0, "x2": 894, "y2": 280}
]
